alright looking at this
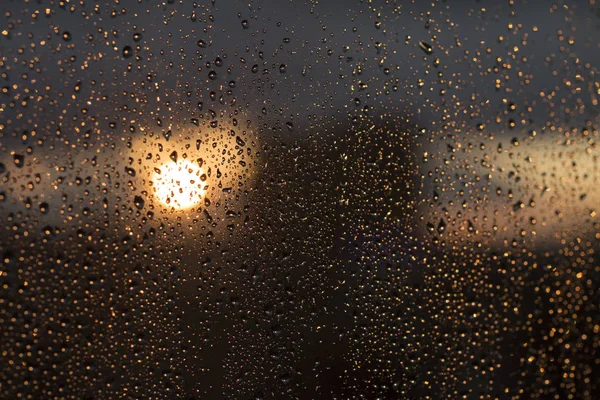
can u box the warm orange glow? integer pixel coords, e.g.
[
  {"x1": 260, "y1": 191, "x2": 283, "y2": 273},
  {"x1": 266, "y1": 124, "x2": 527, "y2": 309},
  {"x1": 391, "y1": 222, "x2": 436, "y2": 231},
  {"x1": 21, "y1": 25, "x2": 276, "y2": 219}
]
[{"x1": 152, "y1": 160, "x2": 205, "y2": 210}]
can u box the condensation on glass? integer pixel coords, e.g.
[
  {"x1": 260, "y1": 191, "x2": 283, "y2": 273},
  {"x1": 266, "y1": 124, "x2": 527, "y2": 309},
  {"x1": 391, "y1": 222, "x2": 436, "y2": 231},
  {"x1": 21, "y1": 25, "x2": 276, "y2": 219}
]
[{"x1": 0, "y1": 1, "x2": 599, "y2": 399}]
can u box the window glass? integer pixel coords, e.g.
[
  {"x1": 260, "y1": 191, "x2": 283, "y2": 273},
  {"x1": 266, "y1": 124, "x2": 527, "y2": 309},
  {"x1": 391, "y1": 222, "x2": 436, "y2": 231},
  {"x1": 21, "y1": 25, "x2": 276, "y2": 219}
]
[{"x1": 1, "y1": 1, "x2": 599, "y2": 398}]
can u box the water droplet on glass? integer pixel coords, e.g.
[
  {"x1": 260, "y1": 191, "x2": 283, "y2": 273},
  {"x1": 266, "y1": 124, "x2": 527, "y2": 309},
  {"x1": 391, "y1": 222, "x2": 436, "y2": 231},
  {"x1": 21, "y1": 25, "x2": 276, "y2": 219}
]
[
  {"x1": 13, "y1": 154, "x2": 24, "y2": 168},
  {"x1": 419, "y1": 40, "x2": 433, "y2": 54},
  {"x1": 134, "y1": 196, "x2": 145, "y2": 210},
  {"x1": 39, "y1": 202, "x2": 49, "y2": 214},
  {"x1": 122, "y1": 45, "x2": 133, "y2": 58}
]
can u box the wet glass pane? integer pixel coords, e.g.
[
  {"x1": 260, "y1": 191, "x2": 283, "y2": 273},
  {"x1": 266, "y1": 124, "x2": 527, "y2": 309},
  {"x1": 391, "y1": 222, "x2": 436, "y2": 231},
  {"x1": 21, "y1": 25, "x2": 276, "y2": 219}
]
[{"x1": 1, "y1": 1, "x2": 599, "y2": 398}]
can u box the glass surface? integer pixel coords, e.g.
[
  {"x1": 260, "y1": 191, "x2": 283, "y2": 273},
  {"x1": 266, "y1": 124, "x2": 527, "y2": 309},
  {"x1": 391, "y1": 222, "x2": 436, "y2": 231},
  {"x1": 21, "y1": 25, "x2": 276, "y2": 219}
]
[{"x1": 1, "y1": 1, "x2": 599, "y2": 398}]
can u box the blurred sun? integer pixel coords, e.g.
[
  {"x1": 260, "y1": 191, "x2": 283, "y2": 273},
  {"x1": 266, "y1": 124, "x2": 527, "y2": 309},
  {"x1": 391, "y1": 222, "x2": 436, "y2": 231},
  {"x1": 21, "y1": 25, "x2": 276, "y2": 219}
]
[{"x1": 153, "y1": 160, "x2": 205, "y2": 210}]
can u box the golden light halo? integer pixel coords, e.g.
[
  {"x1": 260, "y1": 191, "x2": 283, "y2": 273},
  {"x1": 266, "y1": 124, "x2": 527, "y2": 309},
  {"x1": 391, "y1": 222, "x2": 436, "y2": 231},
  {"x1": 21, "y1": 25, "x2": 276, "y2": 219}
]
[
  {"x1": 127, "y1": 119, "x2": 260, "y2": 217},
  {"x1": 152, "y1": 159, "x2": 206, "y2": 210}
]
